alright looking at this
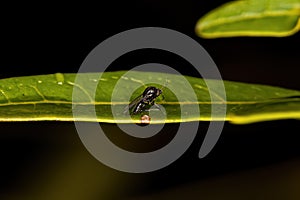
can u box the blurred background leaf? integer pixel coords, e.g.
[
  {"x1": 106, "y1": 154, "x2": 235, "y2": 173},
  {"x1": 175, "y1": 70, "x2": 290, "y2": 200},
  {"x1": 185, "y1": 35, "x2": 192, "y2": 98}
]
[{"x1": 196, "y1": 0, "x2": 300, "y2": 38}]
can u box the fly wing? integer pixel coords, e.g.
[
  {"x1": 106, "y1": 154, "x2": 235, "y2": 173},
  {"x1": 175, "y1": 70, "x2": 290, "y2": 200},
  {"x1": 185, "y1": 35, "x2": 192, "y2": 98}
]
[{"x1": 123, "y1": 94, "x2": 144, "y2": 114}]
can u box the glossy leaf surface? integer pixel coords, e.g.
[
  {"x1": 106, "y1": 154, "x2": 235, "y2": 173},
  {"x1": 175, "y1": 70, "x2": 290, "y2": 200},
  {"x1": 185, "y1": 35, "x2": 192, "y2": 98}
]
[{"x1": 0, "y1": 71, "x2": 299, "y2": 124}]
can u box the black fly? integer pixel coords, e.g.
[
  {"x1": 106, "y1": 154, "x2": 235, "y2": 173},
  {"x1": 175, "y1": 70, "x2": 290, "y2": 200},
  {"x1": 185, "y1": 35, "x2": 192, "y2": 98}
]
[{"x1": 124, "y1": 86, "x2": 162, "y2": 115}]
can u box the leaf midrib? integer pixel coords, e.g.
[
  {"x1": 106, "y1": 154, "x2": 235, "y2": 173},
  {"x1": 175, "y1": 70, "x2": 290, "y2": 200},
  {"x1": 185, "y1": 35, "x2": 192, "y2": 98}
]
[{"x1": 0, "y1": 98, "x2": 299, "y2": 107}]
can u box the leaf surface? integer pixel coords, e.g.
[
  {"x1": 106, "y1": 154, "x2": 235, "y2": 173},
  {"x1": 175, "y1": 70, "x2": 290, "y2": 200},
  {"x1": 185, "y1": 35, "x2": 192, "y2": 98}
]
[{"x1": 0, "y1": 71, "x2": 299, "y2": 124}]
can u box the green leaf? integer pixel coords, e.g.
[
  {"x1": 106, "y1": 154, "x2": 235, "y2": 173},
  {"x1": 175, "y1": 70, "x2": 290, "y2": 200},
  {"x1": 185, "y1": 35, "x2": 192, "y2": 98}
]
[
  {"x1": 195, "y1": 0, "x2": 300, "y2": 38},
  {"x1": 0, "y1": 71, "x2": 299, "y2": 124}
]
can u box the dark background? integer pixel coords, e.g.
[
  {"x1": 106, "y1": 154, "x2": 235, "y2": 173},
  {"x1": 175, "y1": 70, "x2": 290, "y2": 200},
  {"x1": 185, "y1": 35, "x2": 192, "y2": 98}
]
[{"x1": 0, "y1": 1, "x2": 300, "y2": 199}]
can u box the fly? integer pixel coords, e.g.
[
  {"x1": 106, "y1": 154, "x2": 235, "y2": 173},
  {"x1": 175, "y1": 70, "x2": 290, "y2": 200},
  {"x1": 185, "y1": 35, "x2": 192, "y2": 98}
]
[{"x1": 124, "y1": 86, "x2": 163, "y2": 115}]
